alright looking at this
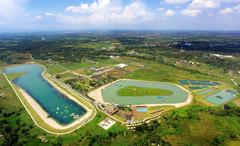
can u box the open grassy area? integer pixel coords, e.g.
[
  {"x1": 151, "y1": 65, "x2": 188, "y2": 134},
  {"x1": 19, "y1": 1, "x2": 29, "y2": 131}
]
[
  {"x1": 126, "y1": 61, "x2": 219, "y2": 84},
  {"x1": 36, "y1": 60, "x2": 67, "y2": 74},
  {"x1": 0, "y1": 61, "x2": 8, "y2": 68},
  {"x1": 57, "y1": 72, "x2": 76, "y2": 81},
  {"x1": 226, "y1": 140, "x2": 240, "y2": 146},
  {"x1": 59, "y1": 61, "x2": 94, "y2": 70},
  {"x1": 163, "y1": 105, "x2": 240, "y2": 146},
  {"x1": 117, "y1": 86, "x2": 173, "y2": 96},
  {"x1": 59, "y1": 59, "x2": 119, "y2": 71},
  {"x1": 5, "y1": 72, "x2": 26, "y2": 80}
]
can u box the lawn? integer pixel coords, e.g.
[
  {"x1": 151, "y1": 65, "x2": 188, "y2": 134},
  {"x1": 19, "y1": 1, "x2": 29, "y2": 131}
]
[
  {"x1": 59, "y1": 61, "x2": 94, "y2": 70},
  {"x1": 125, "y1": 60, "x2": 233, "y2": 86},
  {"x1": 117, "y1": 86, "x2": 173, "y2": 96},
  {"x1": 59, "y1": 59, "x2": 119, "y2": 71},
  {"x1": 162, "y1": 105, "x2": 240, "y2": 146},
  {"x1": 58, "y1": 72, "x2": 76, "y2": 81},
  {"x1": 36, "y1": 60, "x2": 67, "y2": 74},
  {"x1": 5, "y1": 72, "x2": 26, "y2": 80},
  {"x1": 226, "y1": 140, "x2": 240, "y2": 146}
]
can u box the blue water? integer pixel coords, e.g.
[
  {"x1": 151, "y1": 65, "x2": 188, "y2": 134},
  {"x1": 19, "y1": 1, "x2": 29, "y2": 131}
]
[
  {"x1": 136, "y1": 107, "x2": 148, "y2": 113},
  {"x1": 179, "y1": 80, "x2": 220, "y2": 86},
  {"x1": 3, "y1": 64, "x2": 86, "y2": 125},
  {"x1": 188, "y1": 86, "x2": 208, "y2": 90},
  {"x1": 179, "y1": 80, "x2": 189, "y2": 85},
  {"x1": 198, "y1": 88, "x2": 213, "y2": 95},
  {"x1": 205, "y1": 90, "x2": 237, "y2": 105}
]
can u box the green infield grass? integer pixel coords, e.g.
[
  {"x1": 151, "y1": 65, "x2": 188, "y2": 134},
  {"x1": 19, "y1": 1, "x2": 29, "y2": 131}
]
[
  {"x1": 117, "y1": 86, "x2": 173, "y2": 96},
  {"x1": 102, "y1": 79, "x2": 188, "y2": 105}
]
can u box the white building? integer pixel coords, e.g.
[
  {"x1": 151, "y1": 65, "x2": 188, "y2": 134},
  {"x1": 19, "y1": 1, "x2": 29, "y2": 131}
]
[
  {"x1": 115, "y1": 63, "x2": 128, "y2": 68},
  {"x1": 210, "y1": 54, "x2": 234, "y2": 59}
]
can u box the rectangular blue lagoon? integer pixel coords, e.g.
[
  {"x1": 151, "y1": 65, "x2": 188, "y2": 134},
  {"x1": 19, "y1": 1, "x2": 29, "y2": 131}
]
[{"x1": 3, "y1": 64, "x2": 86, "y2": 125}]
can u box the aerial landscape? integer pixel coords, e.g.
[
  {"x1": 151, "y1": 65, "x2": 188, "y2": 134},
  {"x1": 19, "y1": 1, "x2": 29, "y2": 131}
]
[{"x1": 0, "y1": 0, "x2": 240, "y2": 146}]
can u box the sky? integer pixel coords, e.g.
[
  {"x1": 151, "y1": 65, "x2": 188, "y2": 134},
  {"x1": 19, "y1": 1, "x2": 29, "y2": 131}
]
[{"x1": 0, "y1": 0, "x2": 240, "y2": 31}]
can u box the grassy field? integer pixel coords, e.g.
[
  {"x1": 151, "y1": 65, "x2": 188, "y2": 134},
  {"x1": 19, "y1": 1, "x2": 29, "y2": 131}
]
[
  {"x1": 226, "y1": 141, "x2": 240, "y2": 146},
  {"x1": 0, "y1": 61, "x2": 7, "y2": 68},
  {"x1": 5, "y1": 72, "x2": 26, "y2": 80},
  {"x1": 36, "y1": 60, "x2": 67, "y2": 74},
  {"x1": 163, "y1": 105, "x2": 240, "y2": 146},
  {"x1": 126, "y1": 61, "x2": 219, "y2": 84},
  {"x1": 59, "y1": 59, "x2": 119, "y2": 71},
  {"x1": 117, "y1": 86, "x2": 173, "y2": 96},
  {"x1": 59, "y1": 61, "x2": 95, "y2": 70},
  {"x1": 58, "y1": 72, "x2": 76, "y2": 81}
]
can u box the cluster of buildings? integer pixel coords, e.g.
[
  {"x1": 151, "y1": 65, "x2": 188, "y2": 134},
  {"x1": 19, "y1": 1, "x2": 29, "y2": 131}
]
[{"x1": 210, "y1": 54, "x2": 234, "y2": 59}]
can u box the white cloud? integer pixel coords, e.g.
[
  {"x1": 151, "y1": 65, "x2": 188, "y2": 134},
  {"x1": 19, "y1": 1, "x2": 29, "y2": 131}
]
[
  {"x1": 216, "y1": 0, "x2": 240, "y2": 2},
  {"x1": 180, "y1": 0, "x2": 222, "y2": 17},
  {"x1": 65, "y1": 3, "x2": 94, "y2": 13},
  {"x1": 35, "y1": 15, "x2": 43, "y2": 20},
  {"x1": 165, "y1": 0, "x2": 191, "y2": 4},
  {"x1": 181, "y1": 9, "x2": 202, "y2": 17},
  {"x1": 121, "y1": 2, "x2": 151, "y2": 22},
  {"x1": 1, "y1": 0, "x2": 240, "y2": 30},
  {"x1": 65, "y1": 0, "x2": 119, "y2": 14},
  {"x1": 208, "y1": 13, "x2": 214, "y2": 16},
  {"x1": 59, "y1": 0, "x2": 153, "y2": 26},
  {"x1": 165, "y1": 9, "x2": 175, "y2": 16},
  {"x1": 24, "y1": 13, "x2": 30, "y2": 17},
  {"x1": 219, "y1": 8, "x2": 234, "y2": 14},
  {"x1": 0, "y1": 0, "x2": 25, "y2": 23},
  {"x1": 233, "y1": 4, "x2": 240, "y2": 13},
  {"x1": 188, "y1": 0, "x2": 221, "y2": 9},
  {"x1": 44, "y1": 12, "x2": 54, "y2": 16},
  {"x1": 98, "y1": 0, "x2": 112, "y2": 7},
  {"x1": 219, "y1": 4, "x2": 240, "y2": 14},
  {"x1": 23, "y1": 13, "x2": 44, "y2": 23},
  {"x1": 157, "y1": 7, "x2": 165, "y2": 12}
]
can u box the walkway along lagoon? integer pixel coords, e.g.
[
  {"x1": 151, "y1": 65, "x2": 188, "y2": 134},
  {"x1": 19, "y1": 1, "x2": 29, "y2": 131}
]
[{"x1": 3, "y1": 63, "x2": 96, "y2": 134}]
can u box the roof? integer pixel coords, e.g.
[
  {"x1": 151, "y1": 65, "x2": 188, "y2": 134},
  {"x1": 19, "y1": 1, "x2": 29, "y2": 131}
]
[{"x1": 115, "y1": 63, "x2": 128, "y2": 68}]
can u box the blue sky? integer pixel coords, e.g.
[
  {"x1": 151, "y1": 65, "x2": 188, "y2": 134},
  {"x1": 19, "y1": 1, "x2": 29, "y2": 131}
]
[{"x1": 0, "y1": 0, "x2": 240, "y2": 31}]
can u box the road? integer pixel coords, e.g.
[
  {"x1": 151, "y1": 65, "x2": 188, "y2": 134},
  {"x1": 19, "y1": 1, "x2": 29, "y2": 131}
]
[{"x1": 55, "y1": 63, "x2": 92, "y2": 80}]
